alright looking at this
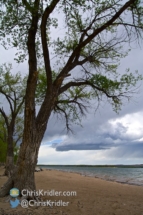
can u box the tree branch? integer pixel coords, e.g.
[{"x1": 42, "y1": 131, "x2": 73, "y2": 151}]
[
  {"x1": 0, "y1": 108, "x2": 9, "y2": 129},
  {"x1": 80, "y1": 0, "x2": 136, "y2": 48},
  {"x1": 54, "y1": 104, "x2": 72, "y2": 133},
  {"x1": 0, "y1": 89, "x2": 14, "y2": 114},
  {"x1": 54, "y1": 0, "x2": 137, "y2": 86},
  {"x1": 56, "y1": 99, "x2": 88, "y2": 116},
  {"x1": 113, "y1": 22, "x2": 143, "y2": 29},
  {"x1": 41, "y1": 0, "x2": 60, "y2": 91},
  {"x1": 15, "y1": 96, "x2": 25, "y2": 116},
  {"x1": 59, "y1": 80, "x2": 119, "y2": 100},
  {"x1": 22, "y1": 0, "x2": 34, "y2": 14}
]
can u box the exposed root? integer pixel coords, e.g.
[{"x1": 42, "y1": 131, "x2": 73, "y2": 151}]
[{"x1": 0, "y1": 177, "x2": 13, "y2": 197}]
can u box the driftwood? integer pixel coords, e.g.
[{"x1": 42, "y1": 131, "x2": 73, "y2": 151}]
[{"x1": 35, "y1": 167, "x2": 43, "y2": 172}]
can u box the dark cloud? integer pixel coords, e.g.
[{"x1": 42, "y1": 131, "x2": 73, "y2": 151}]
[
  {"x1": 52, "y1": 139, "x2": 143, "y2": 156},
  {"x1": 54, "y1": 143, "x2": 112, "y2": 151},
  {"x1": 50, "y1": 111, "x2": 143, "y2": 154}
]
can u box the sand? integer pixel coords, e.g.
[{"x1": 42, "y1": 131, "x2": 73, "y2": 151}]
[{"x1": 0, "y1": 166, "x2": 143, "y2": 215}]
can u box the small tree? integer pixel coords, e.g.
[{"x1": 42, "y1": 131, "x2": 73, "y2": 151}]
[
  {"x1": 0, "y1": 115, "x2": 7, "y2": 163},
  {"x1": 0, "y1": 0, "x2": 143, "y2": 197},
  {"x1": 0, "y1": 63, "x2": 26, "y2": 176},
  {"x1": 0, "y1": 115, "x2": 21, "y2": 165}
]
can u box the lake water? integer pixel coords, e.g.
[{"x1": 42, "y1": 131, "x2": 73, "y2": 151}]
[{"x1": 38, "y1": 165, "x2": 143, "y2": 186}]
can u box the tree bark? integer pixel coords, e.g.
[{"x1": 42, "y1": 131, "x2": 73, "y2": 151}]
[
  {"x1": 4, "y1": 122, "x2": 15, "y2": 177},
  {"x1": 0, "y1": 108, "x2": 52, "y2": 197},
  {"x1": 0, "y1": 0, "x2": 53, "y2": 197}
]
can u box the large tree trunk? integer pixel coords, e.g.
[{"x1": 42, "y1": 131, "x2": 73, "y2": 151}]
[
  {"x1": 0, "y1": 0, "x2": 58, "y2": 198},
  {"x1": 0, "y1": 109, "x2": 51, "y2": 197},
  {"x1": 0, "y1": 3, "x2": 40, "y2": 197}
]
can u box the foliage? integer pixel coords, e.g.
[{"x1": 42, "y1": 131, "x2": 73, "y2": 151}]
[
  {"x1": 0, "y1": 0, "x2": 143, "y2": 132},
  {"x1": 0, "y1": 63, "x2": 26, "y2": 164},
  {"x1": 0, "y1": 63, "x2": 26, "y2": 112},
  {"x1": 36, "y1": 64, "x2": 142, "y2": 131},
  {"x1": 0, "y1": 63, "x2": 26, "y2": 123}
]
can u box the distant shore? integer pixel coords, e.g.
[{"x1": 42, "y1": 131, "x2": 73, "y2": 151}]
[
  {"x1": 38, "y1": 164, "x2": 143, "y2": 168},
  {"x1": 0, "y1": 166, "x2": 143, "y2": 215}
]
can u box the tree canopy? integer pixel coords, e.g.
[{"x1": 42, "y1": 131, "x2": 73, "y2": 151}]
[{"x1": 0, "y1": 1, "x2": 143, "y2": 131}]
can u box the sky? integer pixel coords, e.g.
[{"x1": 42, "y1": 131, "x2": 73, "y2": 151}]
[{"x1": 0, "y1": 4, "x2": 143, "y2": 165}]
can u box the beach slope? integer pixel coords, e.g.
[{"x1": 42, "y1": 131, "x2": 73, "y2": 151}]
[{"x1": 0, "y1": 166, "x2": 143, "y2": 215}]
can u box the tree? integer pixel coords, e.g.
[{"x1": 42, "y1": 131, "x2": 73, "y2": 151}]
[
  {"x1": 0, "y1": 0, "x2": 143, "y2": 197},
  {"x1": 0, "y1": 114, "x2": 21, "y2": 165},
  {"x1": 0, "y1": 115, "x2": 7, "y2": 163},
  {"x1": 0, "y1": 63, "x2": 26, "y2": 176}
]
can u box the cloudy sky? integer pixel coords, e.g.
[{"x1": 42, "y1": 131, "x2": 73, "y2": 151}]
[
  {"x1": 1, "y1": 48, "x2": 142, "y2": 165},
  {"x1": 0, "y1": 6, "x2": 143, "y2": 165},
  {"x1": 39, "y1": 51, "x2": 143, "y2": 165},
  {"x1": 35, "y1": 47, "x2": 143, "y2": 165}
]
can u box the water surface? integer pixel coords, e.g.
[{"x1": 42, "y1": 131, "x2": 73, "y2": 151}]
[{"x1": 38, "y1": 165, "x2": 143, "y2": 186}]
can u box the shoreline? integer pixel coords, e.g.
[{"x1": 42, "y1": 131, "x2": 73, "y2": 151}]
[
  {"x1": 1, "y1": 166, "x2": 143, "y2": 214},
  {"x1": 42, "y1": 167, "x2": 143, "y2": 187}
]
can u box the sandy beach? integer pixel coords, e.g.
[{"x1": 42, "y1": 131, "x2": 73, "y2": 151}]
[{"x1": 0, "y1": 166, "x2": 143, "y2": 215}]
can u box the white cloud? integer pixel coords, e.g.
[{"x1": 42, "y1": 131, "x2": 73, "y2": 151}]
[{"x1": 109, "y1": 111, "x2": 143, "y2": 139}]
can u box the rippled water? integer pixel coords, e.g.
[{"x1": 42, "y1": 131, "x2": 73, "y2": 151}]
[{"x1": 39, "y1": 165, "x2": 143, "y2": 186}]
